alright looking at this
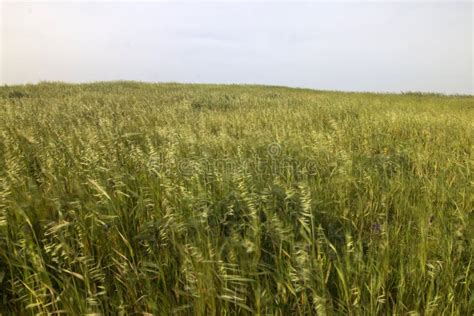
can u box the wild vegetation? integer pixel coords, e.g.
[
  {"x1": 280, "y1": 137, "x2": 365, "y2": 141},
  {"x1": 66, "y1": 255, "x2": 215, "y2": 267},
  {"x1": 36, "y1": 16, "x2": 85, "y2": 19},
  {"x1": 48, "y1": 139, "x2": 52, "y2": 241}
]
[{"x1": 0, "y1": 82, "x2": 472, "y2": 314}]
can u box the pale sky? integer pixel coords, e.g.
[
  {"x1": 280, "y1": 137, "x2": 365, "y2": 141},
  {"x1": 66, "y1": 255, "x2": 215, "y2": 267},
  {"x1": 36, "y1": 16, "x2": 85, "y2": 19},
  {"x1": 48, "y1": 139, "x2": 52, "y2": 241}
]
[{"x1": 1, "y1": 1, "x2": 472, "y2": 94}]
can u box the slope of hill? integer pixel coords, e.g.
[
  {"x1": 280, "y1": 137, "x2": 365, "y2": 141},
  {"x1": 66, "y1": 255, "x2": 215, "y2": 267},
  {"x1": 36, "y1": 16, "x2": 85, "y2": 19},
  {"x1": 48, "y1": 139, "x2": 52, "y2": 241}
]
[{"x1": 0, "y1": 82, "x2": 472, "y2": 314}]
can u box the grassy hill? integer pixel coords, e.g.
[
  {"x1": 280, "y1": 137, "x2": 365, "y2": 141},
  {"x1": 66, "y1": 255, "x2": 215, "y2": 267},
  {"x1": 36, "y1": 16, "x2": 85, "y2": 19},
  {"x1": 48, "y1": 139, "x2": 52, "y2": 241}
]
[{"x1": 0, "y1": 82, "x2": 472, "y2": 314}]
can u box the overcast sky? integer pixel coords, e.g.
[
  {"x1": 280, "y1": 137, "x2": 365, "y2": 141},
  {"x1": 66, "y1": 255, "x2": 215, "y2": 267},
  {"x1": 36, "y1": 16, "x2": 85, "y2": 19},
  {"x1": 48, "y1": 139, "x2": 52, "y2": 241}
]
[{"x1": 1, "y1": 1, "x2": 472, "y2": 94}]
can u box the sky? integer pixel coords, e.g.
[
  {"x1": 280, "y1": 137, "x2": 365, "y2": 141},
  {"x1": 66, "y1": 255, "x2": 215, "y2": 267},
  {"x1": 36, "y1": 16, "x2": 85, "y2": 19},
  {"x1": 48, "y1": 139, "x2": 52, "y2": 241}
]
[{"x1": 1, "y1": 1, "x2": 472, "y2": 94}]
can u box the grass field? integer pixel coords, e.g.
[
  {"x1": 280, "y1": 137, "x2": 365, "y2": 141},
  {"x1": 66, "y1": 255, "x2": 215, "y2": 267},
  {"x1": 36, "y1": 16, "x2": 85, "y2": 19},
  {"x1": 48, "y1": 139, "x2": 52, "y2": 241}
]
[{"x1": 0, "y1": 82, "x2": 472, "y2": 314}]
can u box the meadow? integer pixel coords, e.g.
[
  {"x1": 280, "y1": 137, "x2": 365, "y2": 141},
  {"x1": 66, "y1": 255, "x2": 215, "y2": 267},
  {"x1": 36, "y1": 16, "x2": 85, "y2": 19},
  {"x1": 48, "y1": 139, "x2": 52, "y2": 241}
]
[{"x1": 0, "y1": 82, "x2": 472, "y2": 314}]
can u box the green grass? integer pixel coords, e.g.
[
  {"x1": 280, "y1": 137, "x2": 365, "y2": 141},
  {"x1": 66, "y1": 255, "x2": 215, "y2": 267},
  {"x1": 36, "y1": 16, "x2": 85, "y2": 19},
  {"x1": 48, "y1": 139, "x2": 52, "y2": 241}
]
[{"x1": 0, "y1": 81, "x2": 472, "y2": 314}]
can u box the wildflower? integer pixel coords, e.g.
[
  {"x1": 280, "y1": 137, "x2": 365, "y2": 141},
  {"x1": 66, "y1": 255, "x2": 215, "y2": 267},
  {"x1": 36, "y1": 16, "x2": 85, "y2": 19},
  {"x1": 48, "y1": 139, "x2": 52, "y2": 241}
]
[{"x1": 371, "y1": 222, "x2": 382, "y2": 235}]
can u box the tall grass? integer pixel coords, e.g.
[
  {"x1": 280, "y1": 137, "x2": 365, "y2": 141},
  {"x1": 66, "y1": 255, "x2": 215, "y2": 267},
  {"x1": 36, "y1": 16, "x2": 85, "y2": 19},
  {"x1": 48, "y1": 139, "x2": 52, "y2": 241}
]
[{"x1": 0, "y1": 82, "x2": 472, "y2": 314}]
